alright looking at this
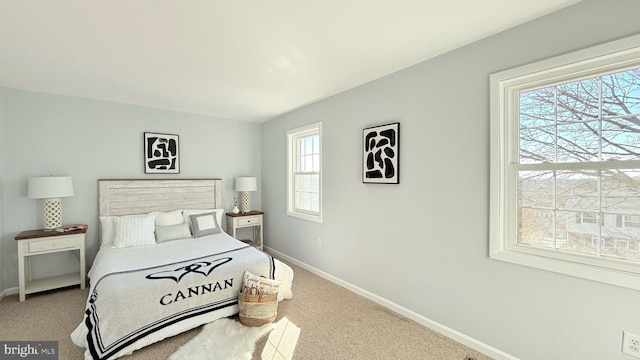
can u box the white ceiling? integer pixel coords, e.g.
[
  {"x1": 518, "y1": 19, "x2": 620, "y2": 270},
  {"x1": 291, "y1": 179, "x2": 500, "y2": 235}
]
[{"x1": 0, "y1": 0, "x2": 580, "y2": 122}]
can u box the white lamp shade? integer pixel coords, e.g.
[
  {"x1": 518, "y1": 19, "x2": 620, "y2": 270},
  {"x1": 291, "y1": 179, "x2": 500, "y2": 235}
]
[
  {"x1": 235, "y1": 177, "x2": 257, "y2": 192},
  {"x1": 28, "y1": 176, "x2": 74, "y2": 199}
]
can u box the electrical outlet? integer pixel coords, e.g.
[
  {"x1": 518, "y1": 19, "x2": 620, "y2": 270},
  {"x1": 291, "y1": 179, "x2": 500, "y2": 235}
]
[
  {"x1": 316, "y1": 238, "x2": 322, "y2": 247},
  {"x1": 623, "y1": 331, "x2": 640, "y2": 358}
]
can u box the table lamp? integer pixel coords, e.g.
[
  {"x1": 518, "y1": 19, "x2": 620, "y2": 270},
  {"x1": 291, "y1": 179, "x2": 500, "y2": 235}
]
[
  {"x1": 235, "y1": 177, "x2": 257, "y2": 213},
  {"x1": 28, "y1": 176, "x2": 74, "y2": 230}
]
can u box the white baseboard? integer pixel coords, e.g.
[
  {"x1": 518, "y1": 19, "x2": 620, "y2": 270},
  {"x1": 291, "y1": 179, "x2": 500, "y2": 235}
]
[
  {"x1": 266, "y1": 246, "x2": 519, "y2": 360},
  {"x1": 0, "y1": 287, "x2": 19, "y2": 301}
]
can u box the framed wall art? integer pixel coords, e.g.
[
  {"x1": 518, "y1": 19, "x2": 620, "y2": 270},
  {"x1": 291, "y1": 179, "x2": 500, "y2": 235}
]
[
  {"x1": 362, "y1": 122, "x2": 399, "y2": 184},
  {"x1": 144, "y1": 132, "x2": 180, "y2": 174}
]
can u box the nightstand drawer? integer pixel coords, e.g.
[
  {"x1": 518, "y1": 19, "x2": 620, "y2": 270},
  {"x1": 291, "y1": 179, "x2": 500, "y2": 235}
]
[
  {"x1": 28, "y1": 236, "x2": 78, "y2": 253},
  {"x1": 234, "y1": 216, "x2": 260, "y2": 226}
]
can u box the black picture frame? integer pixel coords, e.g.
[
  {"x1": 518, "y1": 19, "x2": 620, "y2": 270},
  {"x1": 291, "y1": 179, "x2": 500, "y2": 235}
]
[
  {"x1": 144, "y1": 132, "x2": 180, "y2": 174},
  {"x1": 362, "y1": 122, "x2": 400, "y2": 184}
]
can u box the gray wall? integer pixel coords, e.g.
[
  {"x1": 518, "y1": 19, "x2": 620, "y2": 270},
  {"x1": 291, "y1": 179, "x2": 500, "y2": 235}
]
[
  {"x1": 0, "y1": 88, "x2": 261, "y2": 288},
  {"x1": 261, "y1": 0, "x2": 640, "y2": 359},
  {"x1": 0, "y1": 88, "x2": 5, "y2": 294}
]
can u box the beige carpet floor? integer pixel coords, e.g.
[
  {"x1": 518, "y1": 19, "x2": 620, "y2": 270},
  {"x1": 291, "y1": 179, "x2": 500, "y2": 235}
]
[{"x1": 0, "y1": 260, "x2": 492, "y2": 360}]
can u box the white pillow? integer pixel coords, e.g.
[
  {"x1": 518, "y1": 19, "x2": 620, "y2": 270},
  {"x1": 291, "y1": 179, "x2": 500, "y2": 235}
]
[
  {"x1": 99, "y1": 216, "x2": 115, "y2": 249},
  {"x1": 100, "y1": 210, "x2": 183, "y2": 248},
  {"x1": 150, "y1": 210, "x2": 184, "y2": 226},
  {"x1": 155, "y1": 222, "x2": 192, "y2": 243},
  {"x1": 183, "y1": 209, "x2": 224, "y2": 232},
  {"x1": 113, "y1": 214, "x2": 156, "y2": 248},
  {"x1": 241, "y1": 270, "x2": 282, "y2": 295}
]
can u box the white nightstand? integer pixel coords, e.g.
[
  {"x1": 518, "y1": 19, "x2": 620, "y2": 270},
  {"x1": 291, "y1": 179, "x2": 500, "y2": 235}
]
[
  {"x1": 15, "y1": 228, "x2": 86, "y2": 302},
  {"x1": 226, "y1": 211, "x2": 263, "y2": 250}
]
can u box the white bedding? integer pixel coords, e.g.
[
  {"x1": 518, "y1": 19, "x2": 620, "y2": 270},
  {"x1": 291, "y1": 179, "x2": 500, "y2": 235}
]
[{"x1": 71, "y1": 232, "x2": 293, "y2": 360}]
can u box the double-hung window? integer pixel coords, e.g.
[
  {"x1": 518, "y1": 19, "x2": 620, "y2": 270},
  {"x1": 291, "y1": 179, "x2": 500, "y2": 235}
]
[
  {"x1": 287, "y1": 122, "x2": 322, "y2": 223},
  {"x1": 490, "y1": 34, "x2": 640, "y2": 290}
]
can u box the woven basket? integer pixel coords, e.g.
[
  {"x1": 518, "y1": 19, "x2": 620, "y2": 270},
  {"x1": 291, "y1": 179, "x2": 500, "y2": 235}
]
[{"x1": 238, "y1": 287, "x2": 278, "y2": 327}]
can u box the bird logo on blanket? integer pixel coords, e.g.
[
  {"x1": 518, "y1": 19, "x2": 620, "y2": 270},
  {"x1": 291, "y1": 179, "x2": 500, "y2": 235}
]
[{"x1": 145, "y1": 257, "x2": 233, "y2": 283}]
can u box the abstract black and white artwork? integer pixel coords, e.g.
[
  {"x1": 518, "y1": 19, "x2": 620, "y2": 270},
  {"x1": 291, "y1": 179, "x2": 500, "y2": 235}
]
[
  {"x1": 362, "y1": 122, "x2": 399, "y2": 184},
  {"x1": 144, "y1": 132, "x2": 180, "y2": 174}
]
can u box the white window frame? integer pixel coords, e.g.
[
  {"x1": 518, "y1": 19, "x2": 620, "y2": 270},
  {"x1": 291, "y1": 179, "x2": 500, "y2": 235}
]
[
  {"x1": 490, "y1": 34, "x2": 640, "y2": 290},
  {"x1": 286, "y1": 122, "x2": 322, "y2": 223},
  {"x1": 622, "y1": 215, "x2": 640, "y2": 228}
]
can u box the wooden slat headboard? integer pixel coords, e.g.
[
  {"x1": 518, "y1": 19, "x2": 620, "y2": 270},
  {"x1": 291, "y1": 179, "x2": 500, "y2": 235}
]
[{"x1": 98, "y1": 179, "x2": 222, "y2": 216}]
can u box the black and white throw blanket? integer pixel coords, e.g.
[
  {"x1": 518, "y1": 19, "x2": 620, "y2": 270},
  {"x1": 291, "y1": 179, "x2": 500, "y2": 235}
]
[{"x1": 71, "y1": 233, "x2": 293, "y2": 360}]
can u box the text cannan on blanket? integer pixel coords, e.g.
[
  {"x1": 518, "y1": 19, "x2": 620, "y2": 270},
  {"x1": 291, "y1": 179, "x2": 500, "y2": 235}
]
[{"x1": 159, "y1": 279, "x2": 234, "y2": 305}]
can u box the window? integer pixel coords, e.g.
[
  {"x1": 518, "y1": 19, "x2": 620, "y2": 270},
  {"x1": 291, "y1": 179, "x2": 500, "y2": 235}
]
[
  {"x1": 287, "y1": 122, "x2": 322, "y2": 223},
  {"x1": 577, "y1": 212, "x2": 598, "y2": 224},
  {"x1": 490, "y1": 34, "x2": 640, "y2": 290},
  {"x1": 619, "y1": 215, "x2": 640, "y2": 228}
]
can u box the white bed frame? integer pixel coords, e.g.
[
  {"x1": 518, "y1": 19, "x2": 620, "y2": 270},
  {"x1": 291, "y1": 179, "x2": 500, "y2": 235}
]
[{"x1": 98, "y1": 179, "x2": 222, "y2": 216}]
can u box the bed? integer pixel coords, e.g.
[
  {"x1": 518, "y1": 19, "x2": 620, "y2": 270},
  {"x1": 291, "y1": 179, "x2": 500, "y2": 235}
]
[{"x1": 71, "y1": 179, "x2": 294, "y2": 360}]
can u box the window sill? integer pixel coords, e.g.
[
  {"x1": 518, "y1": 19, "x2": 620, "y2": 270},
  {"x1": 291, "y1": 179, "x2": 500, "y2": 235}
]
[
  {"x1": 490, "y1": 249, "x2": 640, "y2": 291},
  {"x1": 287, "y1": 210, "x2": 322, "y2": 223}
]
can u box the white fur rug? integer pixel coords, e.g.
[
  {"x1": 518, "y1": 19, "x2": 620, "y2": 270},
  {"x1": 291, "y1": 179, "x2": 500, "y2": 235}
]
[{"x1": 168, "y1": 318, "x2": 273, "y2": 360}]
